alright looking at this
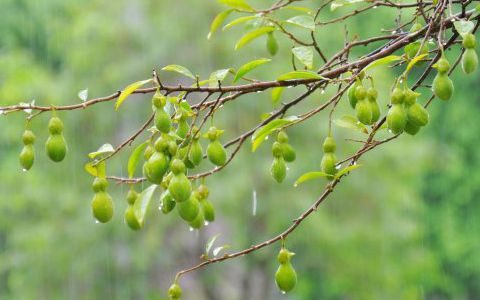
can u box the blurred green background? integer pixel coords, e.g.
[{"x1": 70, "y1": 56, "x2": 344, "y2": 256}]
[{"x1": 0, "y1": 1, "x2": 479, "y2": 299}]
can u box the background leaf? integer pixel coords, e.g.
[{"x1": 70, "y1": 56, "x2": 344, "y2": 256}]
[
  {"x1": 127, "y1": 141, "x2": 148, "y2": 178},
  {"x1": 271, "y1": 87, "x2": 285, "y2": 107},
  {"x1": 292, "y1": 46, "x2": 314, "y2": 69},
  {"x1": 453, "y1": 20, "x2": 474, "y2": 37},
  {"x1": 208, "y1": 9, "x2": 234, "y2": 39},
  {"x1": 333, "y1": 115, "x2": 368, "y2": 134},
  {"x1": 133, "y1": 185, "x2": 158, "y2": 227}
]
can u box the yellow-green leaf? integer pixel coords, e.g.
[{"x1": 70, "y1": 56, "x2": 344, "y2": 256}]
[
  {"x1": 277, "y1": 70, "x2": 324, "y2": 81},
  {"x1": 223, "y1": 16, "x2": 259, "y2": 31},
  {"x1": 233, "y1": 58, "x2": 271, "y2": 82},
  {"x1": 235, "y1": 27, "x2": 275, "y2": 50},
  {"x1": 251, "y1": 116, "x2": 298, "y2": 152},
  {"x1": 208, "y1": 9, "x2": 234, "y2": 39},
  {"x1": 133, "y1": 185, "x2": 158, "y2": 227},
  {"x1": 333, "y1": 115, "x2": 368, "y2": 134},
  {"x1": 334, "y1": 164, "x2": 362, "y2": 179},
  {"x1": 294, "y1": 171, "x2": 329, "y2": 187},
  {"x1": 88, "y1": 143, "x2": 115, "y2": 159},
  {"x1": 271, "y1": 87, "x2": 285, "y2": 107},
  {"x1": 218, "y1": 0, "x2": 255, "y2": 12},
  {"x1": 84, "y1": 161, "x2": 106, "y2": 178},
  {"x1": 127, "y1": 141, "x2": 148, "y2": 178},
  {"x1": 285, "y1": 15, "x2": 315, "y2": 31},
  {"x1": 115, "y1": 79, "x2": 153, "y2": 110},
  {"x1": 162, "y1": 64, "x2": 196, "y2": 79},
  {"x1": 363, "y1": 55, "x2": 402, "y2": 72},
  {"x1": 406, "y1": 53, "x2": 428, "y2": 73}
]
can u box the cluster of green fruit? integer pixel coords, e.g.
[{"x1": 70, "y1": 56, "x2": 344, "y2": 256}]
[
  {"x1": 387, "y1": 87, "x2": 429, "y2": 135},
  {"x1": 320, "y1": 135, "x2": 338, "y2": 179},
  {"x1": 270, "y1": 130, "x2": 296, "y2": 183},
  {"x1": 461, "y1": 33, "x2": 478, "y2": 74},
  {"x1": 19, "y1": 116, "x2": 68, "y2": 171},
  {"x1": 348, "y1": 75, "x2": 381, "y2": 126}
]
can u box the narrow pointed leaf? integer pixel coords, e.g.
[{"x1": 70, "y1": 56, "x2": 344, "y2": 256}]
[
  {"x1": 277, "y1": 70, "x2": 324, "y2": 81},
  {"x1": 162, "y1": 65, "x2": 196, "y2": 79},
  {"x1": 208, "y1": 9, "x2": 234, "y2": 39},
  {"x1": 233, "y1": 58, "x2": 271, "y2": 82},
  {"x1": 294, "y1": 171, "x2": 329, "y2": 186},
  {"x1": 115, "y1": 79, "x2": 153, "y2": 110},
  {"x1": 218, "y1": 0, "x2": 255, "y2": 12},
  {"x1": 223, "y1": 16, "x2": 259, "y2": 31},
  {"x1": 334, "y1": 164, "x2": 362, "y2": 179},
  {"x1": 406, "y1": 53, "x2": 428, "y2": 73},
  {"x1": 331, "y1": 0, "x2": 364, "y2": 11},
  {"x1": 271, "y1": 87, "x2": 285, "y2": 106},
  {"x1": 251, "y1": 116, "x2": 299, "y2": 152},
  {"x1": 235, "y1": 27, "x2": 275, "y2": 50},
  {"x1": 363, "y1": 55, "x2": 402, "y2": 72},
  {"x1": 127, "y1": 141, "x2": 148, "y2": 178},
  {"x1": 205, "y1": 234, "x2": 220, "y2": 254},
  {"x1": 84, "y1": 161, "x2": 106, "y2": 178},
  {"x1": 133, "y1": 185, "x2": 158, "y2": 227},
  {"x1": 213, "y1": 245, "x2": 231, "y2": 257}
]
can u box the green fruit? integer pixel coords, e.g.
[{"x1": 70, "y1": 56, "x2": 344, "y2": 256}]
[
  {"x1": 322, "y1": 136, "x2": 336, "y2": 153},
  {"x1": 161, "y1": 191, "x2": 176, "y2": 214},
  {"x1": 347, "y1": 81, "x2": 360, "y2": 108},
  {"x1": 387, "y1": 104, "x2": 407, "y2": 134},
  {"x1": 407, "y1": 103, "x2": 429, "y2": 127},
  {"x1": 168, "y1": 283, "x2": 182, "y2": 300},
  {"x1": 45, "y1": 134, "x2": 67, "y2": 162},
  {"x1": 320, "y1": 152, "x2": 337, "y2": 177},
  {"x1": 281, "y1": 143, "x2": 296, "y2": 162},
  {"x1": 197, "y1": 184, "x2": 209, "y2": 199},
  {"x1": 354, "y1": 85, "x2": 367, "y2": 100},
  {"x1": 390, "y1": 88, "x2": 405, "y2": 105},
  {"x1": 435, "y1": 56, "x2": 450, "y2": 74},
  {"x1": 275, "y1": 262, "x2": 297, "y2": 293},
  {"x1": 277, "y1": 130, "x2": 289, "y2": 143},
  {"x1": 207, "y1": 126, "x2": 220, "y2": 141},
  {"x1": 176, "y1": 119, "x2": 190, "y2": 140},
  {"x1": 22, "y1": 130, "x2": 36, "y2": 145},
  {"x1": 207, "y1": 140, "x2": 227, "y2": 166},
  {"x1": 126, "y1": 189, "x2": 138, "y2": 205},
  {"x1": 271, "y1": 141, "x2": 283, "y2": 158},
  {"x1": 266, "y1": 32, "x2": 279, "y2": 56},
  {"x1": 92, "y1": 177, "x2": 108, "y2": 193},
  {"x1": 155, "y1": 108, "x2": 172, "y2": 133},
  {"x1": 189, "y1": 209, "x2": 204, "y2": 229},
  {"x1": 168, "y1": 141, "x2": 178, "y2": 157},
  {"x1": 277, "y1": 248, "x2": 293, "y2": 264},
  {"x1": 154, "y1": 136, "x2": 169, "y2": 153},
  {"x1": 462, "y1": 48, "x2": 478, "y2": 74},
  {"x1": 405, "y1": 41, "x2": 429, "y2": 59},
  {"x1": 168, "y1": 173, "x2": 192, "y2": 202},
  {"x1": 124, "y1": 205, "x2": 141, "y2": 231},
  {"x1": 91, "y1": 192, "x2": 114, "y2": 223},
  {"x1": 189, "y1": 140, "x2": 203, "y2": 166},
  {"x1": 19, "y1": 145, "x2": 34, "y2": 170},
  {"x1": 144, "y1": 151, "x2": 169, "y2": 184},
  {"x1": 403, "y1": 89, "x2": 419, "y2": 106},
  {"x1": 177, "y1": 195, "x2": 200, "y2": 222},
  {"x1": 355, "y1": 99, "x2": 372, "y2": 125},
  {"x1": 152, "y1": 91, "x2": 166, "y2": 108},
  {"x1": 170, "y1": 158, "x2": 186, "y2": 175},
  {"x1": 404, "y1": 120, "x2": 421, "y2": 135},
  {"x1": 367, "y1": 97, "x2": 380, "y2": 123},
  {"x1": 462, "y1": 33, "x2": 476, "y2": 49},
  {"x1": 144, "y1": 144, "x2": 154, "y2": 160},
  {"x1": 48, "y1": 117, "x2": 64, "y2": 134},
  {"x1": 432, "y1": 73, "x2": 454, "y2": 101},
  {"x1": 271, "y1": 157, "x2": 287, "y2": 183},
  {"x1": 201, "y1": 199, "x2": 215, "y2": 222}
]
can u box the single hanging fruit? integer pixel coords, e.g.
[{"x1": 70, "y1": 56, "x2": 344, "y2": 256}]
[
  {"x1": 281, "y1": 143, "x2": 296, "y2": 162},
  {"x1": 386, "y1": 88, "x2": 406, "y2": 134},
  {"x1": 347, "y1": 80, "x2": 361, "y2": 108},
  {"x1": 45, "y1": 116, "x2": 67, "y2": 162},
  {"x1": 271, "y1": 157, "x2": 287, "y2": 183},
  {"x1": 188, "y1": 208, "x2": 205, "y2": 229},
  {"x1": 168, "y1": 159, "x2": 192, "y2": 202},
  {"x1": 206, "y1": 126, "x2": 227, "y2": 166},
  {"x1": 19, "y1": 129, "x2": 36, "y2": 170},
  {"x1": 432, "y1": 56, "x2": 454, "y2": 101},
  {"x1": 124, "y1": 205, "x2": 141, "y2": 230},
  {"x1": 266, "y1": 32, "x2": 279, "y2": 56},
  {"x1": 321, "y1": 135, "x2": 337, "y2": 179},
  {"x1": 189, "y1": 139, "x2": 203, "y2": 166},
  {"x1": 153, "y1": 92, "x2": 172, "y2": 133},
  {"x1": 200, "y1": 198, "x2": 215, "y2": 222},
  {"x1": 366, "y1": 87, "x2": 380, "y2": 123},
  {"x1": 275, "y1": 248, "x2": 297, "y2": 293},
  {"x1": 126, "y1": 189, "x2": 138, "y2": 205},
  {"x1": 91, "y1": 191, "x2": 114, "y2": 223},
  {"x1": 404, "y1": 120, "x2": 421, "y2": 135},
  {"x1": 177, "y1": 194, "x2": 200, "y2": 222},
  {"x1": 404, "y1": 89, "x2": 429, "y2": 127},
  {"x1": 144, "y1": 151, "x2": 169, "y2": 184},
  {"x1": 354, "y1": 85, "x2": 372, "y2": 125},
  {"x1": 462, "y1": 48, "x2": 478, "y2": 74},
  {"x1": 168, "y1": 283, "x2": 182, "y2": 300},
  {"x1": 176, "y1": 117, "x2": 190, "y2": 140}
]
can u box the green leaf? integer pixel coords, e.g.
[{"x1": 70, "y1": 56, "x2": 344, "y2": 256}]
[
  {"x1": 88, "y1": 143, "x2": 115, "y2": 159},
  {"x1": 363, "y1": 55, "x2": 402, "y2": 72},
  {"x1": 277, "y1": 70, "x2": 324, "y2": 81},
  {"x1": 333, "y1": 115, "x2": 368, "y2": 134},
  {"x1": 223, "y1": 16, "x2": 259, "y2": 31},
  {"x1": 251, "y1": 116, "x2": 299, "y2": 152},
  {"x1": 283, "y1": 6, "x2": 314, "y2": 14},
  {"x1": 453, "y1": 20, "x2": 474, "y2": 37},
  {"x1": 161, "y1": 64, "x2": 196, "y2": 79},
  {"x1": 334, "y1": 164, "x2": 362, "y2": 179},
  {"x1": 292, "y1": 46, "x2": 314, "y2": 69},
  {"x1": 127, "y1": 141, "x2": 148, "y2": 178},
  {"x1": 331, "y1": 0, "x2": 364, "y2": 11},
  {"x1": 208, "y1": 68, "x2": 233, "y2": 87},
  {"x1": 205, "y1": 234, "x2": 220, "y2": 255},
  {"x1": 294, "y1": 171, "x2": 329, "y2": 187},
  {"x1": 208, "y1": 9, "x2": 234, "y2": 39},
  {"x1": 133, "y1": 185, "x2": 158, "y2": 227},
  {"x1": 84, "y1": 161, "x2": 106, "y2": 178},
  {"x1": 271, "y1": 87, "x2": 285, "y2": 107},
  {"x1": 235, "y1": 27, "x2": 275, "y2": 50},
  {"x1": 218, "y1": 0, "x2": 254, "y2": 12},
  {"x1": 213, "y1": 244, "x2": 231, "y2": 257},
  {"x1": 115, "y1": 79, "x2": 153, "y2": 110},
  {"x1": 233, "y1": 58, "x2": 271, "y2": 82},
  {"x1": 285, "y1": 15, "x2": 315, "y2": 31},
  {"x1": 406, "y1": 53, "x2": 428, "y2": 73}
]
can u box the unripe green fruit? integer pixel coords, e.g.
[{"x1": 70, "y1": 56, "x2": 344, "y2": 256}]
[
  {"x1": 126, "y1": 189, "x2": 138, "y2": 205},
  {"x1": 170, "y1": 158, "x2": 186, "y2": 175},
  {"x1": 144, "y1": 144, "x2": 154, "y2": 160},
  {"x1": 22, "y1": 130, "x2": 36, "y2": 145},
  {"x1": 463, "y1": 33, "x2": 476, "y2": 49},
  {"x1": 161, "y1": 190, "x2": 176, "y2": 214},
  {"x1": 277, "y1": 248, "x2": 292, "y2": 264},
  {"x1": 92, "y1": 177, "x2": 108, "y2": 193},
  {"x1": 347, "y1": 81, "x2": 360, "y2": 108},
  {"x1": 266, "y1": 32, "x2": 279, "y2": 56},
  {"x1": 176, "y1": 119, "x2": 190, "y2": 140},
  {"x1": 124, "y1": 205, "x2": 141, "y2": 230},
  {"x1": 207, "y1": 140, "x2": 227, "y2": 166},
  {"x1": 271, "y1": 141, "x2": 283, "y2": 158},
  {"x1": 404, "y1": 120, "x2": 421, "y2": 135},
  {"x1": 321, "y1": 152, "x2": 337, "y2": 177},
  {"x1": 144, "y1": 151, "x2": 169, "y2": 184},
  {"x1": 387, "y1": 104, "x2": 407, "y2": 134},
  {"x1": 19, "y1": 145, "x2": 34, "y2": 171},
  {"x1": 277, "y1": 130, "x2": 289, "y2": 143},
  {"x1": 168, "y1": 141, "x2": 178, "y2": 157},
  {"x1": 91, "y1": 192, "x2": 114, "y2": 223},
  {"x1": 45, "y1": 134, "x2": 67, "y2": 162},
  {"x1": 462, "y1": 48, "x2": 478, "y2": 74},
  {"x1": 271, "y1": 157, "x2": 287, "y2": 183},
  {"x1": 322, "y1": 136, "x2": 336, "y2": 153},
  {"x1": 178, "y1": 147, "x2": 196, "y2": 169},
  {"x1": 275, "y1": 262, "x2": 297, "y2": 293},
  {"x1": 405, "y1": 41, "x2": 429, "y2": 60},
  {"x1": 152, "y1": 92, "x2": 166, "y2": 108},
  {"x1": 354, "y1": 85, "x2": 367, "y2": 100},
  {"x1": 168, "y1": 283, "x2": 182, "y2": 300},
  {"x1": 189, "y1": 208, "x2": 204, "y2": 229},
  {"x1": 366, "y1": 87, "x2": 378, "y2": 100},
  {"x1": 435, "y1": 57, "x2": 450, "y2": 74},
  {"x1": 155, "y1": 108, "x2": 172, "y2": 134},
  {"x1": 168, "y1": 173, "x2": 192, "y2": 202},
  {"x1": 197, "y1": 184, "x2": 209, "y2": 199},
  {"x1": 201, "y1": 199, "x2": 215, "y2": 222},
  {"x1": 367, "y1": 97, "x2": 380, "y2": 123},
  {"x1": 207, "y1": 126, "x2": 219, "y2": 141},
  {"x1": 189, "y1": 140, "x2": 203, "y2": 166},
  {"x1": 432, "y1": 73, "x2": 454, "y2": 101},
  {"x1": 355, "y1": 98, "x2": 372, "y2": 125},
  {"x1": 177, "y1": 195, "x2": 200, "y2": 222},
  {"x1": 154, "y1": 137, "x2": 169, "y2": 153},
  {"x1": 407, "y1": 103, "x2": 429, "y2": 127},
  {"x1": 48, "y1": 117, "x2": 64, "y2": 134},
  {"x1": 390, "y1": 88, "x2": 405, "y2": 105},
  {"x1": 281, "y1": 143, "x2": 296, "y2": 162},
  {"x1": 403, "y1": 89, "x2": 419, "y2": 106}
]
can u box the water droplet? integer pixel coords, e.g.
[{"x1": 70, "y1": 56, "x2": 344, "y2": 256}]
[
  {"x1": 22, "y1": 168, "x2": 27, "y2": 172},
  {"x1": 265, "y1": 136, "x2": 269, "y2": 140},
  {"x1": 158, "y1": 203, "x2": 163, "y2": 210},
  {"x1": 281, "y1": 291, "x2": 286, "y2": 295},
  {"x1": 219, "y1": 104, "x2": 224, "y2": 108},
  {"x1": 189, "y1": 227, "x2": 194, "y2": 232},
  {"x1": 392, "y1": 30, "x2": 397, "y2": 34},
  {"x1": 204, "y1": 221, "x2": 209, "y2": 226},
  {"x1": 321, "y1": 89, "x2": 325, "y2": 94},
  {"x1": 388, "y1": 129, "x2": 393, "y2": 134},
  {"x1": 256, "y1": 91, "x2": 262, "y2": 93},
  {"x1": 286, "y1": 166, "x2": 290, "y2": 171},
  {"x1": 336, "y1": 164, "x2": 342, "y2": 170},
  {"x1": 399, "y1": 79, "x2": 403, "y2": 83},
  {"x1": 293, "y1": 183, "x2": 298, "y2": 188},
  {"x1": 252, "y1": 190, "x2": 257, "y2": 216},
  {"x1": 373, "y1": 5, "x2": 378, "y2": 8},
  {"x1": 95, "y1": 220, "x2": 100, "y2": 224},
  {"x1": 287, "y1": 86, "x2": 293, "y2": 89}
]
